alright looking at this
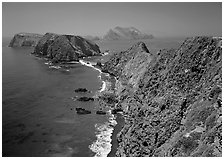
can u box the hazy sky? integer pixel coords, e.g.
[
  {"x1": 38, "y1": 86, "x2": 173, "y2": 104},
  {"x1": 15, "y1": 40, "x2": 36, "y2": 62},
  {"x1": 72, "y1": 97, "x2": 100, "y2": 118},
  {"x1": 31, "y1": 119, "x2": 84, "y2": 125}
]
[{"x1": 2, "y1": 2, "x2": 222, "y2": 38}]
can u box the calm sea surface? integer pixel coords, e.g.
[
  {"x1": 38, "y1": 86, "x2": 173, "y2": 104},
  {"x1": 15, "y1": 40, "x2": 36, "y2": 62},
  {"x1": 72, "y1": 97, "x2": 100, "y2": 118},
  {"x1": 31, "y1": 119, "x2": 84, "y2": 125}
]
[{"x1": 2, "y1": 37, "x2": 184, "y2": 157}]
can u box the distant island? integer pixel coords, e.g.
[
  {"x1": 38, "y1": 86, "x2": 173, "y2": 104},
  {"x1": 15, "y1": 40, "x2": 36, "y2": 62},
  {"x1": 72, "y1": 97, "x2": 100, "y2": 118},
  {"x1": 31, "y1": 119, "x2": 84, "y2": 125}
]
[
  {"x1": 8, "y1": 26, "x2": 154, "y2": 62},
  {"x1": 102, "y1": 26, "x2": 154, "y2": 40},
  {"x1": 81, "y1": 26, "x2": 154, "y2": 41},
  {"x1": 8, "y1": 33, "x2": 43, "y2": 47},
  {"x1": 9, "y1": 32, "x2": 101, "y2": 63}
]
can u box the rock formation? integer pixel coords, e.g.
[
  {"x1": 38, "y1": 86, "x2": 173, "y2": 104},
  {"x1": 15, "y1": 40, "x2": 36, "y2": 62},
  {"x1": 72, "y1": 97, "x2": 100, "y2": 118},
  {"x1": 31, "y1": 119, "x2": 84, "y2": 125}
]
[
  {"x1": 102, "y1": 36, "x2": 222, "y2": 157},
  {"x1": 33, "y1": 33, "x2": 101, "y2": 63},
  {"x1": 9, "y1": 33, "x2": 43, "y2": 47},
  {"x1": 103, "y1": 26, "x2": 154, "y2": 40}
]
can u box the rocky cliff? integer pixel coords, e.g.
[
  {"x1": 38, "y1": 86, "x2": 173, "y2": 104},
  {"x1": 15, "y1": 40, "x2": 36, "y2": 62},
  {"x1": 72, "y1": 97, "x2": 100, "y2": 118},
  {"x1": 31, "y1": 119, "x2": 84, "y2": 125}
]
[
  {"x1": 103, "y1": 26, "x2": 154, "y2": 41},
  {"x1": 9, "y1": 33, "x2": 43, "y2": 47},
  {"x1": 33, "y1": 33, "x2": 101, "y2": 63},
  {"x1": 102, "y1": 36, "x2": 222, "y2": 157}
]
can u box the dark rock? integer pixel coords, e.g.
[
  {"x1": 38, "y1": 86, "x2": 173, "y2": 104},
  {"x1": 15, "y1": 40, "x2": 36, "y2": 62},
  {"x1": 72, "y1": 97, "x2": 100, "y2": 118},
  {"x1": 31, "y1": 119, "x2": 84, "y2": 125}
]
[
  {"x1": 33, "y1": 33, "x2": 101, "y2": 63},
  {"x1": 74, "y1": 88, "x2": 90, "y2": 93},
  {"x1": 77, "y1": 97, "x2": 94, "y2": 102},
  {"x1": 111, "y1": 108, "x2": 123, "y2": 114},
  {"x1": 95, "y1": 61, "x2": 102, "y2": 67},
  {"x1": 75, "y1": 108, "x2": 91, "y2": 114},
  {"x1": 9, "y1": 33, "x2": 43, "y2": 47},
  {"x1": 98, "y1": 93, "x2": 118, "y2": 104},
  {"x1": 96, "y1": 110, "x2": 107, "y2": 115}
]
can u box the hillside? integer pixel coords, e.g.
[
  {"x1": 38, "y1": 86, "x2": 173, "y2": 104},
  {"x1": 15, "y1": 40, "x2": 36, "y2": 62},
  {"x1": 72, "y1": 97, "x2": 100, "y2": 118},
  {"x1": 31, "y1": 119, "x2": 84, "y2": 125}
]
[
  {"x1": 102, "y1": 36, "x2": 222, "y2": 157},
  {"x1": 33, "y1": 33, "x2": 101, "y2": 63}
]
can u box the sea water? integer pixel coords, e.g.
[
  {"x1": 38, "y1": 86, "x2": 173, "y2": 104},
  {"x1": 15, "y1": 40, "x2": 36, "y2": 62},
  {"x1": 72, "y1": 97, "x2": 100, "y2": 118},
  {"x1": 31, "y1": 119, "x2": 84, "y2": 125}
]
[
  {"x1": 2, "y1": 39, "x2": 113, "y2": 156},
  {"x1": 2, "y1": 37, "x2": 184, "y2": 157}
]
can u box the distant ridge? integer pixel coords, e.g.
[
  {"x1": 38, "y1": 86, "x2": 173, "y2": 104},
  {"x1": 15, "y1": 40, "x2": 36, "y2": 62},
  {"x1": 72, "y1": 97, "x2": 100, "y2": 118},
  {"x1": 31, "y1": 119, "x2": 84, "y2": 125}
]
[{"x1": 103, "y1": 26, "x2": 154, "y2": 40}]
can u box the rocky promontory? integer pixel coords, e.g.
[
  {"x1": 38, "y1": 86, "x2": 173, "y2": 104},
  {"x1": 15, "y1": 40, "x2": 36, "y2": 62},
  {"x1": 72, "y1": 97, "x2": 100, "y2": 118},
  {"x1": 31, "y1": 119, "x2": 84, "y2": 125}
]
[
  {"x1": 33, "y1": 33, "x2": 101, "y2": 63},
  {"x1": 102, "y1": 37, "x2": 222, "y2": 157},
  {"x1": 9, "y1": 33, "x2": 43, "y2": 47}
]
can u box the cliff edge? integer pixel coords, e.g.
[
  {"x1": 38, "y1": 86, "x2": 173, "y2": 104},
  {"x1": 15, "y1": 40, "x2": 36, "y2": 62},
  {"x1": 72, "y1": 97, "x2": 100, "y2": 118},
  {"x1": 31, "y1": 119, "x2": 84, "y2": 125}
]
[{"x1": 102, "y1": 36, "x2": 222, "y2": 157}]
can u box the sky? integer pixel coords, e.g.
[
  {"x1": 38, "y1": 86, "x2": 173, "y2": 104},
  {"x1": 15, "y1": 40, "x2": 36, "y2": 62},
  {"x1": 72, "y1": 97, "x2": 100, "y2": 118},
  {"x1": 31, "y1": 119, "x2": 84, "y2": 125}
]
[{"x1": 2, "y1": 2, "x2": 222, "y2": 38}]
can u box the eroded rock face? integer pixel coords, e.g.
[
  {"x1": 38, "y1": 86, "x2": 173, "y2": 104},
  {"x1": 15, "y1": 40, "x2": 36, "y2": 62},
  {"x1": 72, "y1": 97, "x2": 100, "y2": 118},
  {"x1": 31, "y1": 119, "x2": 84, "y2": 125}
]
[
  {"x1": 33, "y1": 33, "x2": 101, "y2": 62},
  {"x1": 9, "y1": 33, "x2": 43, "y2": 47},
  {"x1": 103, "y1": 37, "x2": 222, "y2": 157}
]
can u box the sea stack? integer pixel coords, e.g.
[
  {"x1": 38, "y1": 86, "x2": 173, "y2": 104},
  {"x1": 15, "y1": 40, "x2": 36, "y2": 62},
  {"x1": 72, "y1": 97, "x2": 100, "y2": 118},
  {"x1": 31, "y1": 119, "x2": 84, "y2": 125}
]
[{"x1": 9, "y1": 33, "x2": 43, "y2": 47}]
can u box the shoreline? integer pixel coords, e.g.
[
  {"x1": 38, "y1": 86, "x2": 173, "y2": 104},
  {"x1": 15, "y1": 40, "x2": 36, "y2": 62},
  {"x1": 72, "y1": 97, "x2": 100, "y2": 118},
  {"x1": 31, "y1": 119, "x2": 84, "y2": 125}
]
[{"x1": 79, "y1": 59, "x2": 124, "y2": 157}]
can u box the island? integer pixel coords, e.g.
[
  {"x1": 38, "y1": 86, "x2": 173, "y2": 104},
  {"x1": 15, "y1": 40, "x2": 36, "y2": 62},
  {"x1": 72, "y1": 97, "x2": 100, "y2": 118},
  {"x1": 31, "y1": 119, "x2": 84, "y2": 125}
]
[{"x1": 9, "y1": 33, "x2": 43, "y2": 47}]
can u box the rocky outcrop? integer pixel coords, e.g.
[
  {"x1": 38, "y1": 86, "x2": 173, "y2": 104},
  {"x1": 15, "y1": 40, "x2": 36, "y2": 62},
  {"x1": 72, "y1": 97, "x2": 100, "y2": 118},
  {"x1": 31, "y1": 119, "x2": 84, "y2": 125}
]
[
  {"x1": 75, "y1": 108, "x2": 91, "y2": 115},
  {"x1": 103, "y1": 26, "x2": 154, "y2": 41},
  {"x1": 103, "y1": 37, "x2": 222, "y2": 157},
  {"x1": 9, "y1": 33, "x2": 43, "y2": 47},
  {"x1": 33, "y1": 33, "x2": 101, "y2": 63}
]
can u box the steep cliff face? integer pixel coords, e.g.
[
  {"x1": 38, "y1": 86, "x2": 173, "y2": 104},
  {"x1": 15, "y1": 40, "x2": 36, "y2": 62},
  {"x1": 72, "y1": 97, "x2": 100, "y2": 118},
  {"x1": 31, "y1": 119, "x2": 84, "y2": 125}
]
[
  {"x1": 103, "y1": 37, "x2": 222, "y2": 157},
  {"x1": 33, "y1": 33, "x2": 101, "y2": 62},
  {"x1": 9, "y1": 33, "x2": 43, "y2": 47}
]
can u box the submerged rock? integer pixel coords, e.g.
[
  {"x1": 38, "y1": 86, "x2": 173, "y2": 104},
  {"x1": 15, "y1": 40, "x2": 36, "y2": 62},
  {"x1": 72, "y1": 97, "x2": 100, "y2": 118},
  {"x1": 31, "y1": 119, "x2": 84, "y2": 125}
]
[
  {"x1": 103, "y1": 37, "x2": 222, "y2": 157},
  {"x1": 33, "y1": 33, "x2": 101, "y2": 63},
  {"x1": 76, "y1": 97, "x2": 94, "y2": 102},
  {"x1": 75, "y1": 108, "x2": 91, "y2": 114},
  {"x1": 74, "y1": 88, "x2": 90, "y2": 93},
  {"x1": 96, "y1": 110, "x2": 107, "y2": 115},
  {"x1": 9, "y1": 33, "x2": 43, "y2": 47}
]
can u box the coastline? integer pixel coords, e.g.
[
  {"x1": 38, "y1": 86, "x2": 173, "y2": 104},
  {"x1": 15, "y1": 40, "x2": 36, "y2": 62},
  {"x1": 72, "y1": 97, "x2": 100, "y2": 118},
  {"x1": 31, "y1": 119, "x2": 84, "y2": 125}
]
[{"x1": 78, "y1": 59, "x2": 124, "y2": 157}]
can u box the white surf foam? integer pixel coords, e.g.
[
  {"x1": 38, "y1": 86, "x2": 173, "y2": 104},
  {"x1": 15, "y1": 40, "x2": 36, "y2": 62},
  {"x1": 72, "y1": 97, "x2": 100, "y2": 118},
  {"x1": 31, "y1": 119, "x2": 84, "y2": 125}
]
[
  {"x1": 81, "y1": 59, "x2": 118, "y2": 156},
  {"x1": 103, "y1": 52, "x2": 109, "y2": 56},
  {"x1": 89, "y1": 112, "x2": 117, "y2": 157},
  {"x1": 79, "y1": 60, "x2": 102, "y2": 73},
  {"x1": 79, "y1": 59, "x2": 107, "y2": 93},
  {"x1": 49, "y1": 65, "x2": 61, "y2": 69},
  {"x1": 44, "y1": 61, "x2": 52, "y2": 65},
  {"x1": 99, "y1": 81, "x2": 106, "y2": 93},
  {"x1": 66, "y1": 61, "x2": 79, "y2": 64}
]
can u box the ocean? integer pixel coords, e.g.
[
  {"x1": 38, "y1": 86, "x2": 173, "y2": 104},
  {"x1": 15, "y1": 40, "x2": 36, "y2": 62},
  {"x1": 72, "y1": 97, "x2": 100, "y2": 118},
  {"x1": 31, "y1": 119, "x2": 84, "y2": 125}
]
[{"x1": 2, "y1": 37, "x2": 184, "y2": 157}]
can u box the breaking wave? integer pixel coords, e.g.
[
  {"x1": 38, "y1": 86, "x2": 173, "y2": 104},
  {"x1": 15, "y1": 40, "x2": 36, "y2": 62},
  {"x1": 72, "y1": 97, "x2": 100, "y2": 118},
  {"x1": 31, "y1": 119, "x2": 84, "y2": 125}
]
[
  {"x1": 79, "y1": 59, "x2": 117, "y2": 157},
  {"x1": 89, "y1": 111, "x2": 117, "y2": 157}
]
